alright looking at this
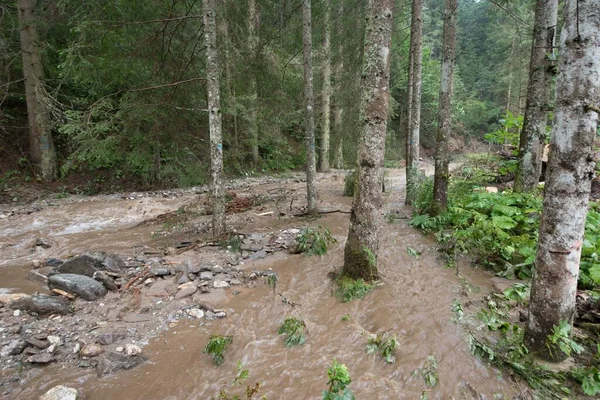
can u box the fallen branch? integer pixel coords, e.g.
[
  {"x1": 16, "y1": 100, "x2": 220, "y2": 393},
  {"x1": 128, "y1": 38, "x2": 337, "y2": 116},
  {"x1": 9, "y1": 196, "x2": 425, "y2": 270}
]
[
  {"x1": 51, "y1": 288, "x2": 74, "y2": 300},
  {"x1": 293, "y1": 209, "x2": 351, "y2": 217},
  {"x1": 123, "y1": 267, "x2": 150, "y2": 291}
]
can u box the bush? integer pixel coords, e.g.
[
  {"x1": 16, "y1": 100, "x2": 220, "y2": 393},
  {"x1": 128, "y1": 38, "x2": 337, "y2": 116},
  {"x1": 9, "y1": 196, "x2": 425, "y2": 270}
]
[
  {"x1": 296, "y1": 227, "x2": 337, "y2": 256},
  {"x1": 204, "y1": 335, "x2": 233, "y2": 366},
  {"x1": 335, "y1": 276, "x2": 374, "y2": 302},
  {"x1": 277, "y1": 316, "x2": 306, "y2": 347}
]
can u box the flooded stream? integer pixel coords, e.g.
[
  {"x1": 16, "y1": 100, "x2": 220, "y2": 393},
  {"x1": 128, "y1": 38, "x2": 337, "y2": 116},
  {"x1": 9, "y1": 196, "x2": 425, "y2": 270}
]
[{"x1": 1, "y1": 169, "x2": 520, "y2": 399}]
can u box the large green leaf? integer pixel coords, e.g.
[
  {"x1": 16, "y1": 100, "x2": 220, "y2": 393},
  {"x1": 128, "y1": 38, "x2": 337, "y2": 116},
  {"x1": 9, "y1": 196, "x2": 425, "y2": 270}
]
[
  {"x1": 589, "y1": 264, "x2": 600, "y2": 285},
  {"x1": 492, "y1": 204, "x2": 520, "y2": 217},
  {"x1": 492, "y1": 215, "x2": 517, "y2": 230}
]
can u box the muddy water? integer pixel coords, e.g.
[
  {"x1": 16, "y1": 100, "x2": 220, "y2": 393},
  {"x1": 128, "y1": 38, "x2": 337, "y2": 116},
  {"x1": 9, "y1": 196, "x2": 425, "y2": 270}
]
[{"x1": 2, "y1": 170, "x2": 520, "y2": 399}]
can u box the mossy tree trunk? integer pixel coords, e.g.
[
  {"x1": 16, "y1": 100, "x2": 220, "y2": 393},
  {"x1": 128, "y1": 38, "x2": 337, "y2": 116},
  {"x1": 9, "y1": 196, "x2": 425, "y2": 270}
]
[
  {"x1": 203, "y1": 0, "x2": 226, "y2": 237},
  {"x1": 432, "y1": 0, "x2": 457, "y2": 215},
  {"x1": 248, "y1": 0, "x2": 260, "y2": 166},
  {"x1": 405, "y1": 0, "x2": 422, "y2": 205},
  {"x1": 525, "y1": 0, "x2": 600, "y2": 361},
  {"x1": 17, "y1": 0, "x2": 57, "y2": 182},
  {"x1": 318, "y1": 0, "x2": 331, "y2": 173},
  {"x1": 302, "y1": 0, "x2": 318, "y2": 214},
  {"x1": 342, "y1": 0, "x2": 394, "y2": 281},
  {"x1": 332, "y1": 0, "x2": 345, "y2": 170},
  {"x1": 514, "y1": 0, "x2": 558, "y2": 193}
]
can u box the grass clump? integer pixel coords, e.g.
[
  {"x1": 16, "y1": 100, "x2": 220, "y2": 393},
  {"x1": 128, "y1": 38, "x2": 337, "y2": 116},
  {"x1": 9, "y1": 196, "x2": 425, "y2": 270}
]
[
  {"x1": 204, "y1": 335, "x2": 233, "y2": 366},
  {"x1": 322, "y1": 359, "x2": 355, "y2": 400},
  {"x1": 366, "y1": 332, "x2": 399, "y2": 364},
  {"x1": 335, "y1": 276, "x2": 374, "y2": 302},
  {"x1": 296, "y1": 226, "x2": 337, "y2": 256},
  {"x1": 277, "y1": 316, "x2": 306, "y2": 347}
]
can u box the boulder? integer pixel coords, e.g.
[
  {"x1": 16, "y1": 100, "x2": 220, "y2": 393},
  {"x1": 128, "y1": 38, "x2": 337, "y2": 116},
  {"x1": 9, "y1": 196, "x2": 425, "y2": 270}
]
[
  {"x1": 96, "y1": 329, "x2": 127, "y2": 345},
  {"x1": 11, "y1": 295, "x2": 71, "y2": 315},
  {"x1": 40, "y1": 385, "x2": 78, "y2": 400},
  {"x1": 175, "y1": 282, "x2": 197, "y2": 299},
  {"x1": 48, "y1": 274, "x2": 107, "y2": 301},
  {"x1": 93, "y1": 271, "x2": 119, "y2": 291},
  {"x1": 80, "y1": 343, "x2": 104, "y2": 357},
  {"x1": 27, "y1": 353, "x2": 55, "y2": 364},
  {"x1": 0, "y1": 339, "x2": 27, "y2": 357},
  {"x1": 26, "y1": 267, "x2": 55, "y2": 284},
  {"x1": 0, "y1": 293, "x2": 30, "y2": 305},
  {"x1": 57, "y1": 252, "x2": 125, "y2": 277},
  {"x1": 124, "y1": 344, "x2": 142, "y2": 356},
  {"x1": 96, "y1": 352, "x2": 145, "y2": 377}
]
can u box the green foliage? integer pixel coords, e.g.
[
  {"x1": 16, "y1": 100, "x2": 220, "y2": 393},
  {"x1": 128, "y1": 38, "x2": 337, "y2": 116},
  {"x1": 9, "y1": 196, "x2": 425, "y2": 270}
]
[
  {"x1": 572, "y1": 366, "x2": 600, "y2": 396},
  {"x1": 412, "y1": 177, "x2": 434, "y2": 215},
  {"x1": 341, "y1": 314, "x2": 351, "y2": 322},
  {"x1": 335, "y1": 277, "x2": 374, "y2": 302},
  {"x1": 296, "y1": 227, "x2": 337, "y2": 256},
  {"x1": 212, "y1": 361, "x2": 265, "y2": 400},
  {"x1": 204, "y1": 335, "x2": 233, "y2": 366},
  {"x1": 483, "y1": 111, "x2": 523, "y2": 154},
  {"x1": 277, "y1": 316, "x2": 306, "y2": 347},
  {"x1": 406, "y1": 247, "x2": 421, "y2": 259},
  {"x1": 343, "y1": 170, "x2": 357, "y2": 197},
  {"x1": 546, "y1": 320, "x2": 584, "y2": 358},
  {"x1": 220, "y1": 235, "x2": 242, "y2": 253},
  {"x1": 413, "y1": 356, "x2": 439, "y2": 388},
  {"x1": 322, "y1": 360, "x2": 355, "y2": 400},
  {"x1": 503, "y1": 283, "x2": 529, "y2": 304},
  {"x1": 366, "y1": 332, "x2": 399, "y2": 364}
]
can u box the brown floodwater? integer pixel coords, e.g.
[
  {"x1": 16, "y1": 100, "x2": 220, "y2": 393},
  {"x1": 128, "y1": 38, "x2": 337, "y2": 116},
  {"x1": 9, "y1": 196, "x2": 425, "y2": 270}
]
[{"x1": 1, "y1": 169, "x2": 522, "y2": 399}]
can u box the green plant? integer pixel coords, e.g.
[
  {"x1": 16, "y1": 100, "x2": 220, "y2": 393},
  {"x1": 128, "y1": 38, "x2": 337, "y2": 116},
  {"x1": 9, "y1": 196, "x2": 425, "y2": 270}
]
[
  {"x1": 212, "y1": 361, "x2": 266, "y2": 400},
  {"x1": 277, "y1": 316, "x2": 306, "y2": 347},
  {"x1": 502, "y1": 283, "x2": 529, "y2": 304},
  {"x1": 341, "y1": 314, "x2": 351, "y2": 322},
  {"x1": 366, "y1": 332, "x2": 399, "y2": 364},
  {"x1": 546, "y1": 320, "x2": 584, "y2": 358},
  {"x1": 413, "y1": 356, "x2": 439, "y2": 388},
  {"x1": 335, "y1": 276, "x2": 374, "y2": 302},
  {"x1": 484, "y1": 111, "x2": 523, "y2": 154},
  {"x1": 296, "y1": 226, "x2": 337, "y2": 256},
  {"x1": 406, "y1": 247, "x2": 421, "y2": 259},
  {"x1": 322, "y1": 360, "x2": 355, "y2": 400},
  {"x1": 204, "y1": 335, "x2": 233, "y2": 366},
  {"x1": 220, "y1": 234, "x2": 242, "y2": 253}
]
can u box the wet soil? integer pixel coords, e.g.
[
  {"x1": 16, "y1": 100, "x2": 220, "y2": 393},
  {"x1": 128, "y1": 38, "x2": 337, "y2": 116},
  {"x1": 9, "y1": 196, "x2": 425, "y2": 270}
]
[{"x1": 1, "y1": 168, "x2": 522, "y2": 399}]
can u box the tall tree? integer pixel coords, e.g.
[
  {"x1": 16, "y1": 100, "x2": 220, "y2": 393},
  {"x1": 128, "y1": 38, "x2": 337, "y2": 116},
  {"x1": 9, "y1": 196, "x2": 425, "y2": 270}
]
[
  {"x1": 332, "y1": 0, "x2": 345, "y2": 170},
  {"x1": 318, "y1": 0, "x2": 331, "y2": 173},
  {"x1": 405, "y1": 0, "x2": 423, "y2": 205},
  {"x1": 16, "y1": 0, "x2": 57, "y2": 181},
  {"x1": 432, "y1": 0, "x2": 457, "y2": 214},
  {"x1": 513, "y1": 0, "x2": 558, "y2": 192},
  {"x1": 248, "y1": 0, "x2": 260, "y2": 166},
  {"x1": 342, "y1": 0, "x2": 394, "y2": 281},
  {"x1": 525, "y1": 0, "x2": 600, "y2": 361},
  {"x1": 203, "y1": 0, "x2": 226, "y2": 236},
  {"x1": 302, "y1": 0, "x2": 318, "y2": 214}
]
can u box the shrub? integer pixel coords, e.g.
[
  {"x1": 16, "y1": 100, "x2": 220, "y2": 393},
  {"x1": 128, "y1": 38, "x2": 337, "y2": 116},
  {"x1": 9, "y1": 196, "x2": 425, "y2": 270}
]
[{"x1": 204, "y1": 335, "x2": 233, "y2": 366}]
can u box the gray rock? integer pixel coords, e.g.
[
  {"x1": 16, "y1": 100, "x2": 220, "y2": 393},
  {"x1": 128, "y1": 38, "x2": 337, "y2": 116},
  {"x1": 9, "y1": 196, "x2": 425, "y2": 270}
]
[
  {"x1": 240, "y1": 243, "x2": 264, "y2": 252},
  {"x1": 186, "y1": 308, "x2": 204, "y2": 319},
  {"x1": 80, "y1": 343, "x2": 104, "y2": 357},
  {"x1": 93, "y1": 271, "x2": 119, "y2": 291},
  {"x1": 176, "y1": 274, "x2": 190, "y2": 285},
  {"x1": 230, "y1": 279, "x2": 243, "y2": 285},
  {"x1": 211, "y1": 265, "x2": 224, "y2": 274},
  {"x1": 11, "y1": 295, "x2": 71, "y2": 315},
  {"x1": 44, "y1": 258, "x2": 64, "y2": 267},
  {"x1": 96, "y1": 352, "x2": 145, "y2": 377},
  {"x1": 27, "y1": 353, "x2": 54, "y2": 364},
  {"x1": 25, "y1": 337, "x2": 49, "y2": 349},
  {"x1": 199, "y1": 272, "x2": 213, "y2": 280},
  {"x1": 96, "y1": 330, "x2": 127, "y2": 345},
  {"x1": 48, "y1": 274, "x2": 107, "y2": 301},
  {"x1": 57, "y1": 253, "x2": 125, "y2": 277},
  {"x1": 124, "y1": 344, "x2": 142, "y2": 356},
  {"x1": 26, "y1": 267, "x2": 54, "y2": 284},
  {"x1": 0, "y1": 339, "x2": 27, "y2": 356},
  {"x1": 185, "y1": 262, "x2": 203, "y2": 274},
  {"x1": 40, "y1": 385, "x2": 78, "y2": 400},
  {"x1": 175, "y1": 283, "x2": 197, "y2": 299},
  {"x1": 248, "y1": 250, "x2": 268, "y2": 261},
  {"x1": 34, "y1": 237, "x2": 52, "y2": 249},
  {"x1": 213, "y1": 280, "x2": 230, "y2": 288},
  {"x1": 150, "y1": 267, "x2": 171, "y2": 276}
]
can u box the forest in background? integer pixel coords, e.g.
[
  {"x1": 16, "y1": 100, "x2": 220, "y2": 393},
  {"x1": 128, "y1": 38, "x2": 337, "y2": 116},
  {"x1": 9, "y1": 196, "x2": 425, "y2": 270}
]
[{"x1": 1, "y1": 0, "x2": 534, "y2": 190}]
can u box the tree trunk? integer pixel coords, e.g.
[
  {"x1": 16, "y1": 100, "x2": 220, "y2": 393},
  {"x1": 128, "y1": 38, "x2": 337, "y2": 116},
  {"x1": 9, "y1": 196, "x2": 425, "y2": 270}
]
[
  {"x1": 302, "y1": 0, "x2": 318, "y2": 214},
  {"x1": 342, "y1": 0, "x2": 394, "y2": 281},
  {"x1": 514, "y1": 0, "x2": 558, "y2": 192},
  {"x1": 219, "y1": 6, "x2": 239, "y2": 154},
  {"x1": 16, "y1": 0, "x2": 57, "y2": 182},
  {"x1": 248, "y1": 0, "x2": 259, "y2": 166},
  {"x1": 318, "y1": 0, "x2": 331, "y2": 173},
  {"x1": 405, "y1": 0, "x2": 423, "y2": 205},
  {"x1": 332, "y1": 107, "x2": 344, "y2": 169},
  {"x1": 525, "y1": 0, "x2": 600, "y2": 361},
  {"x1": 203, "y1": 0, "x2": 226, "y2": 237},
  {"x1": 332, "y1": 0, "x2": 344, "y2": 170},
  {"x1": 432, "y1": 0, "x2": 457, "y2": 215}
]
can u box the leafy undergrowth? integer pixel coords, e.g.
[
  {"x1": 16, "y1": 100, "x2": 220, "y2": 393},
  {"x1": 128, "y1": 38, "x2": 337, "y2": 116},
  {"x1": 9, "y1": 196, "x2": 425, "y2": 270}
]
[
  {"x1": 366, "y1": 331, "x2": 399, "y2": 364},
  {"x1": 323, "y1": 359, "x2": 355, "y2": 400},
  {"x1": 205, "y1": 335, "x2": 233, "y2": 366},
  {"x1": 296, "y1": 226, "x2": 337, "y2": 256},
  {"x1": 212, "y1": 361, "x2": 265, "y2": 400},
  {"x1": 277, "y1": 316, "x2": 306, "y2": 347},
  {"x1": 335, "y1": 276, "x2": 375, "y2": 302}
]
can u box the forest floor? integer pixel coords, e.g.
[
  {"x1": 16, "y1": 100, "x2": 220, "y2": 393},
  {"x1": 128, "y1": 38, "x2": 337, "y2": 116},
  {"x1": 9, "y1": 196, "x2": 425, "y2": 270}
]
[{"x1": 0, "y1": 165, "x2": 548, "y2": 399}]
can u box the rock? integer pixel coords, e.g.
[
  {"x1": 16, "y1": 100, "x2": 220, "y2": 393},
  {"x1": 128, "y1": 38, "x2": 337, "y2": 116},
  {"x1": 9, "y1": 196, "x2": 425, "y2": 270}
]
[
  {"x1": 0, "y1": 293, "x2": 30, "y2": 305},
  {"x1": 27, "y1": 353, "x2": 55, "y2": 364},
  {"x1": 175, "y1": 282, "x2": 197, "y2": 299},
  {"x1": 485, "y1": 186, "x2": 499, "y2": 193},
  {"x1": 150, "y1": 267, "x2": 171, "y2": 276},
  {"x1": 96, "y1": 330, "x2": 127, "y2": 345},
  {"x1": 34, "y1": 237, "x2": 52, "y2": 249},
  {"x1": 185, "y1": 262, "x2": 205, "y2": 274},
  {"x1": 47, "y1": 336, "x2": 62, "y2": 346},
  {"x1": 176, "y1": 274, "x2": 190, "y2": 285},
  {"x1": 11, "y1": 294, "x2": 71, "y2": 315},
  {"x1": 213, "y1": 280, "x2": 230, "y2": 289},
  {"x1": 230, "y1": 279, "x2": 243, "y2": 285},
  {"x1": 13, "y1": 310, "x2": 21, "y2": 317},
  {"x1": 73, "y1": 343, "x2": 81, "y2": 354},
  {"x1": 145, "y1": 279, "x2": 176, "y2": 297},
  {"x1": 80, "y1": 343, "x2": 104, "y2": 357},
  {"x1": 26, "y1": 267, "x2": 54, "y2": 284},
  {"x1": 26, "y1": 337, "x2": 49, "y2": 349},
  {"x1": 248, "y1": 250, "x2": 267, "y2": 261},
  {"x1": 1, "y1": 339, "x2": 27, "y2": 357},
  {"x1": 186, "y1": 308, "x2": 204, "y2": 319},
  {"x1": 199, "y1": 272, "x2": 213, "y2": 280},
  {"x1": 93, "y1": 271, "x2": 119, "y2": 291},
  {"x1": 24, "y1": 347, "x2": 41, "y2": 355},
  {"x1": 115, "y1": 346, "x2": 124, "y2": 352},
  {"x1": 211, "y1": 265, "x2": 224, "y2": 274},
  {"x1": 96, "y1": 352, "x2": 145, "y2": 377},
  {"x1": 57, "y1": 253, "x2": 125, "y2": 277},
  {"x1": 240, "y1": 243, "x2": 264, "y2": 252},
  {"x1": 48, "y1": 274, "x2": 107, "y2": 301},
  {"x1": 40, "y1": 385, "x2": 78, "y2": 400},
  {"x1": 44, "y1": 258, "x2": 64, "y2": 268},
  {"x1": 124, "y1": 344, "x2": 142, "y2": 356}
]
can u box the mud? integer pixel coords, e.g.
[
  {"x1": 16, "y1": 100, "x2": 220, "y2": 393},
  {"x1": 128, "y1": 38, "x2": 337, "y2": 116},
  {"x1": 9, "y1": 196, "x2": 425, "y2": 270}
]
[{"x1": 1, "y1": 168, "x2": 523, "y2": 399}]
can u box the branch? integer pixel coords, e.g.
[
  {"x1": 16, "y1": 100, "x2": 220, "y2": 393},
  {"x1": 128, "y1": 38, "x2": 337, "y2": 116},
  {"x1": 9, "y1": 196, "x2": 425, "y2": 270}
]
[
  {"x1": 585, "y1": 104, "x2": 600, "y2": 114},
  {"x1": 488, "y1": 0, "x2": 529, "y2": 27},
  {"x1": 127, "y1": 77, "x2": 206, "y2": 93},
  {"x1": 96, "y1": 15, "x2": 203, "y2": 26}
]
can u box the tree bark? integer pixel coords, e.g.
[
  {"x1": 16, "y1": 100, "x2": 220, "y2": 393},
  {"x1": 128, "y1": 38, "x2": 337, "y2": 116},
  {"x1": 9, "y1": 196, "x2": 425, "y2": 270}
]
[
  {"x1": 332, "y1": 0, "x2": 344, "y2": 170},
  {"x1": 342, "y1": 0, "x2": 394, "y2": 281},
  {"x1": 203, "y1": 0, "x2": 226, "y2": 237},
  {"x1": 16, "y1": 0, "x2": 57, "y2": 182},
  {"x1": 318, "y1": 0, "x2": 331, "y2": 173},
  {"x1": 432, "y1": 0, "x2": 457, "y2": 215},
  {"x1": 525, "y1": 0, "x2": 600, "y2": 361},
  {"x1": 248, "y1": 0, "x2": 260, "y2": 166},
  {"x1": 302, "y1": 0, "x2": 318, "y2": 214},
  {"x1": 405, "y1": 0, "x2": 423, "y2": 205},
  {"x1": 514, "y1": 0, "x2": 558, "y2": 192}
]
